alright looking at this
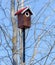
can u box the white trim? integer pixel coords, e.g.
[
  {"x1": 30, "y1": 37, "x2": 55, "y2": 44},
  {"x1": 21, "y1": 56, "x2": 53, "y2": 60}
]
[{"x1": 21, "y1": 7, "x2": 29, "y2": 14}]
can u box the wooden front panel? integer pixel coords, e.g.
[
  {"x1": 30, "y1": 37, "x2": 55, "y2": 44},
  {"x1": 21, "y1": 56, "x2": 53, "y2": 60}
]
[
  {"x1": 23, "y1": 14, "x2": 31, "y2": 28},
  {"x1": 18, "y1": 13, "x2": 31, "y2": 29}
]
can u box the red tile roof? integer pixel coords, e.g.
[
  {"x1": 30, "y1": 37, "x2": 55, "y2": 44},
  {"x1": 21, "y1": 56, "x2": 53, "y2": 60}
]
[{"x1": 15, "y1": 7, "x2": 27, "y2": 15}]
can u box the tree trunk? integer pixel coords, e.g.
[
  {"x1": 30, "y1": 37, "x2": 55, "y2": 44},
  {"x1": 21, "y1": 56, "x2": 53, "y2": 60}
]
[{"x1": 11, "y1": 0, "x2": 18, "y2": 65}]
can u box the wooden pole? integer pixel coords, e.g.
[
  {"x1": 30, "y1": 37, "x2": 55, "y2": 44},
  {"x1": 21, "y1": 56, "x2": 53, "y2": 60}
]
[{"x1": 22, "y1": 28, "x2": 25, "y2": 63}]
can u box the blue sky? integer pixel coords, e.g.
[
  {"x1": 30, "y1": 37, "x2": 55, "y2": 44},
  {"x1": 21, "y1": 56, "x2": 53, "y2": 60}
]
[{"x1": 0, "y1": 0, "x2": 55, "y2": 65}]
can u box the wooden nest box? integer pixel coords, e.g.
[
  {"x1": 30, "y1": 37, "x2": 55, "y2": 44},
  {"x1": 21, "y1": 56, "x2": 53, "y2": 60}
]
[{"x1": 15, "y1": 7, "x2": 33, "y2": 29}]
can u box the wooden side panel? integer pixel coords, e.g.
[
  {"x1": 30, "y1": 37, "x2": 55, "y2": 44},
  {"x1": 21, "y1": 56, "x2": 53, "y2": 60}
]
[{"x1": 18, "y1": 14, "x2": 23, "y2": 28}]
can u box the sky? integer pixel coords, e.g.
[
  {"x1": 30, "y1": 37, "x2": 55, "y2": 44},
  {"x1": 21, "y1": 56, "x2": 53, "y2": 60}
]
[{"x1": 0, "y1": 0, "x2": 55, "y2": 65}]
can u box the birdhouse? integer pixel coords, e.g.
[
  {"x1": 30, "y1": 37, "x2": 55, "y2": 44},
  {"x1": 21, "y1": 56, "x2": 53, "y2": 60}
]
[{"x1": 15, "y1": 7, "x2": 33, "y2": 29}]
